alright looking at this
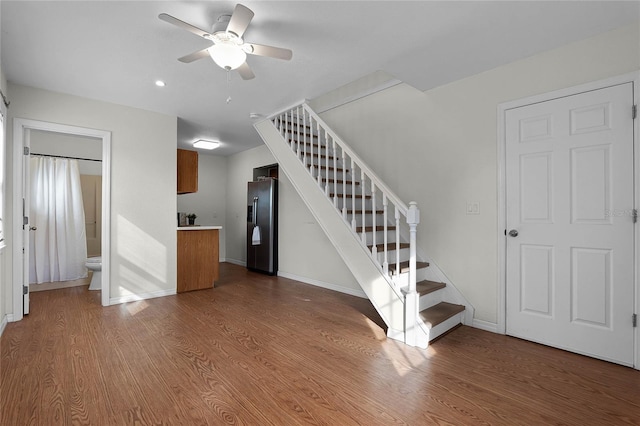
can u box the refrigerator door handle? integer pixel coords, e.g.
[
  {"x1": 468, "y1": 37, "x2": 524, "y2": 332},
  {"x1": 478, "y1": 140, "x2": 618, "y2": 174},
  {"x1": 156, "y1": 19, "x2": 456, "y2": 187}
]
[{"x1": 253, "y1": 197, "x2": 258, "y2": 226}]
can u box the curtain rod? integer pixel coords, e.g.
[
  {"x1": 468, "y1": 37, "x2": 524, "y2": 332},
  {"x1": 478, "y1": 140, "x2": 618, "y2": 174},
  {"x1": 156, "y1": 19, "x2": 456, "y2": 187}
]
[{"x1": 30, "y1": 152, "x2": 102, "y2": 162}]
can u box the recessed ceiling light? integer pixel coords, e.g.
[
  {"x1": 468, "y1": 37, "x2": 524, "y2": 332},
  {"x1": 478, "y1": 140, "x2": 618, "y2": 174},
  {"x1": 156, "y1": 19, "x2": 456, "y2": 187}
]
[
  {"x1": 155, "y1": 80, "x2": 166, "y2": 87},
  {"x1": 193, "y1": 139, "x2": 220, "y2": 150}
]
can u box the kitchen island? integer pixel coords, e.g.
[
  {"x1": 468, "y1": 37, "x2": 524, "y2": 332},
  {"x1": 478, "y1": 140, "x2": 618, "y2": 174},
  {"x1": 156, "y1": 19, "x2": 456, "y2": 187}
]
[{"x1": 177, "y1": 226, "x2": 222, "y2": 293}]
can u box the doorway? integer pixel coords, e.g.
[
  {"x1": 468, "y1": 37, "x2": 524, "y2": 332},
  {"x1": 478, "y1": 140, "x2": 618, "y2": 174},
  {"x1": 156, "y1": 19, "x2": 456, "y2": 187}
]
[
  {"x1": 29, "y1": 130, "x2": 102, "y2": 294},
  {"x1": 498, "y1": 74, "x2": 639, "y2": 368},
  {"x1": 12, "y1": 119, "x2": 111, "y2": 320}
]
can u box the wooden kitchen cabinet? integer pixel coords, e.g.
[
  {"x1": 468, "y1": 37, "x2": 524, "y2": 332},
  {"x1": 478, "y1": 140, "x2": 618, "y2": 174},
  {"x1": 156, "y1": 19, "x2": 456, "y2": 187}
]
[
  {"x1": 177, "y1": 228, "x2": 219, "y2": 293},
  {"x1": 177, "y1": 149, "x2": 198, "y2": 194}
]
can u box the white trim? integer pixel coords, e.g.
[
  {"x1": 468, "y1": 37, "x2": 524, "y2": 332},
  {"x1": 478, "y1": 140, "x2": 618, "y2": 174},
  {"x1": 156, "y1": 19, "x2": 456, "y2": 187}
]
[
  {"x1": 471, "y1": 319, "x2": 499, "y2": 334},
  {"x1": 277, "y1": 270, "x2": 367, "y2": 298},
  {"x1": 312, "y1": 79, "x2": 402, "y2": 114},
  {"x1": 0, "y1": 314, "x2": 8, "y2": 336},
  {"x1": 224, "y1": 258, "x2": 246, "y2": 267},
  {"x1": 109, "y1": 288, "x2": 176, "y2": 305},
  {"x1": 12, "y1": 119, "x2": 112, "y2": 321},
  {"x1": 496, "y1": 71, "x2": 640, "y2": 370}
]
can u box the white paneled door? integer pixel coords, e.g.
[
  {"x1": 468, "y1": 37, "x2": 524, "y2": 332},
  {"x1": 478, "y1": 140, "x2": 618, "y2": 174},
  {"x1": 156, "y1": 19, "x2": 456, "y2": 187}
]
[{"x1": 506, "y1": 83, "x2": 635, "y2": 366}]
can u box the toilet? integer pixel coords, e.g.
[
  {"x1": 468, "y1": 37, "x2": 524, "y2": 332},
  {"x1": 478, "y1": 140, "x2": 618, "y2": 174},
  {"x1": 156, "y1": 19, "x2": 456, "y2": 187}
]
[{"x1": 86, "y1": 256, "x2": 102, "y2": 291}]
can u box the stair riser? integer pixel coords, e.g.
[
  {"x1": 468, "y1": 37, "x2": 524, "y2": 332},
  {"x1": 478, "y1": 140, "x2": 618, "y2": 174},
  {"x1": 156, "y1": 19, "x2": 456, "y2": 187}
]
[
  {"x1": 307, "y1": 168, "x2": 350, "y2": 179},
  {"x1": 419, "y1": 291, "x2": 444, "y2": 311},
  {"x1": 358, "y1": 230, "x2": 400, "y2": 246},
  {"x1": 375, "y1": 247, "x2": 410, "y2": 264},
  {"x1": 327, "y1": 197, "x2": 378, "y2": 211},
  {"x1": 344, "y1": 213, "x2": 387, "y2": 226},
  {"x1": 312, "y1": 183, "x2": 362, "y2": 196},
  {"x1": 426, "y1": 312, "x2": 464, "y2": 342},
  {"x1": 392, "y1": 269, "x2": 430, "y2": 286}
]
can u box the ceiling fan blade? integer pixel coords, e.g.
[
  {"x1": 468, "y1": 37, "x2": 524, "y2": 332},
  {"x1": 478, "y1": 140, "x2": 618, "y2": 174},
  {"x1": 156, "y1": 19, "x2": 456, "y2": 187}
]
[
  {"x1": 159, "y1": 13, "x2": 210, "y2": 39},
  {"x1": 246, "y1": 43, "x2": 292, "y2": 60},
  {"x1": 226, "y1": 4, "x2": 254, "y2": 38},
  {"x1": 236, "y1": 62, "x2": 255, "y2": 80},
  {"x1": 178, "y1": 48, "x2": 211, "y2": 63}
]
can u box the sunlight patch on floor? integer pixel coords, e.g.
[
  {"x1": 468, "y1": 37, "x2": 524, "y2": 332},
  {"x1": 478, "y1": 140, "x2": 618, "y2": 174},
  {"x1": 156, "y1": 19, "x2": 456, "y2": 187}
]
[
  {"x1": 365, "y1": 314, "x2": 435, "y2": 377},
  {"x1": 125, "y1": 299, "x2": 150, "y2": 316}
]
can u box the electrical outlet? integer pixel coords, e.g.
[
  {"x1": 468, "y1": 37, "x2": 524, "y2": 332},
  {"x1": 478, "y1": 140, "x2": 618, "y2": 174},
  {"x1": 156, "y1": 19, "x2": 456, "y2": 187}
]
[{"x1": 466, "y1": 201, "x2": 480, "y2": 215}]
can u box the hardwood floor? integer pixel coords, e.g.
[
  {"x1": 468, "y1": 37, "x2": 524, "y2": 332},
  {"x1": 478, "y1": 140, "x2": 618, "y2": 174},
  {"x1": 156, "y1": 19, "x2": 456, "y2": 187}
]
[{"x1": 2, "y1": 263, "x2": 638, "y2": 425}]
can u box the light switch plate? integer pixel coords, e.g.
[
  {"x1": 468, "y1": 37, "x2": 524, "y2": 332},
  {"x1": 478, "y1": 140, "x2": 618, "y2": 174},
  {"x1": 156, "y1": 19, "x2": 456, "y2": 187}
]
[{"x1": 466, "y1": 201, "x2": 480, "y2": 215}]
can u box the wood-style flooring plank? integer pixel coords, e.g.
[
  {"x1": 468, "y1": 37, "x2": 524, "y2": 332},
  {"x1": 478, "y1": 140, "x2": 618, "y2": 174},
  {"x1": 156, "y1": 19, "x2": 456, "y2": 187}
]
[{"x1": 2, "y1": 262, "x2": 639, "y2": 425}]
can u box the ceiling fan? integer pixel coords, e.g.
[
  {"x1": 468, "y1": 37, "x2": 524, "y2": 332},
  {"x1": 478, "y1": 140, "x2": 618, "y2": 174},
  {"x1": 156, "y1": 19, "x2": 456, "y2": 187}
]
[{"x1": 159, "y1": 4, "x2": 293, "y2": 80}]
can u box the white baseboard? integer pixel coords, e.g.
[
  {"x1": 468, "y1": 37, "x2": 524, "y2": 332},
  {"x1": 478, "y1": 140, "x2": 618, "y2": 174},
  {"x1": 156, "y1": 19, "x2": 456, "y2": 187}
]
[
  {"x1": 0, "y1": 314, "x2": 8, "y2": 336},
  {"x1": 225, "y1": 258, "x2": 246, "y2": 267},
  {"x1": 109, "y1": 288, "x2": 176, "y2": 305},
  {"x1": 277, "y1": 271, "x2": 367, "y2": 298},
  {"x1": 471, "y1": 318, "x2": 499, "y2": 334}
]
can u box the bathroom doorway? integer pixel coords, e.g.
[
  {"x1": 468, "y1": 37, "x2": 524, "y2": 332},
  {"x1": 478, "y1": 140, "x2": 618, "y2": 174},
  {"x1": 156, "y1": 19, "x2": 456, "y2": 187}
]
[
  {"x1": 13, "y1": 119, "x2": 111, "y2": 320},
  {"x1": 28, "y1": 130, "x2": 102, "y2": 294}
]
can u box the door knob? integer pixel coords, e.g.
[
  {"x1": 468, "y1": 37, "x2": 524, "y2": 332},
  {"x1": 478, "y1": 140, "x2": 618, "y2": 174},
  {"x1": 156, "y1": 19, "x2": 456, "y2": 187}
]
[
  {"x1": 508, "y1": 229, "x2": 518, "y2": 237},
  {"x1": 29, "y1": 226, "x2": 37, "y2": 231}
]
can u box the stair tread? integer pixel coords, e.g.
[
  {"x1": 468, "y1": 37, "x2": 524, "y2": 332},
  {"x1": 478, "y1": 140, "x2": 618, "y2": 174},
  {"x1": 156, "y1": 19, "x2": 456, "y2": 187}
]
[
  {"x1": 330, "y1": 193, "x2": 372, "y2": 199},
  {"x1": 279, "y1": 119, "x2": 312, "y2": 129},
  {"x1": 286, "y1": 130, "x2": 317, "y2": 137},
  {"x1": 419, "y1": 302, "x2": 465, "y2": 328},
  {"x1": 346, "y1": 209, "x2": 384, "y2": 214},
  {"x1": 368, "y1": 242, "x2": 410, "y2": 250},
  {"x1": 320, "y1": 178, "x2": 360, "y2": 185},
  {"x1": 387, "y1": 261, "x2": 429, "y2": 274},
  {"x1": 355, "y1": 226, "x2": 397, "y2": 232},
  {"x1": 306, "y1": 164, "x2": 349, "y2": 173},
  {"x1": 303, "y1": 152, "x2": 335, "y2": 159},
  {"x1": 402, "y1": 280, "x2": 446, "y2": 296}
]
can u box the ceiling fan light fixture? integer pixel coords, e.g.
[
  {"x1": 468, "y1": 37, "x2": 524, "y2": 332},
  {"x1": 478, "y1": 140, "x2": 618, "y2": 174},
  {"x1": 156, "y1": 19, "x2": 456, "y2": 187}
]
[
  {"x1": 193, "y1": 139, "x2": 221, "y2": 150},
  {"x1": 208, "y1": 43, "x2": 246, "y2": 70}
]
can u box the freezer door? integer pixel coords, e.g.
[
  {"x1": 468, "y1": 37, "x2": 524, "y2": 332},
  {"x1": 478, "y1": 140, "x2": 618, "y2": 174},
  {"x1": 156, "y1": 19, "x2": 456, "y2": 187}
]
[{"x1": 247, "y1": 180, "x2": 277, "y2": 274}]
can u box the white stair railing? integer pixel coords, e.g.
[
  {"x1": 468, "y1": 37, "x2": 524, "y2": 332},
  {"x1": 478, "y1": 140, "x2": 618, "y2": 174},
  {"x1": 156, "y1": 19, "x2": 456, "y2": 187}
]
[{"x1": 270, "y1": 103, "x2": 421, "y2": 342}]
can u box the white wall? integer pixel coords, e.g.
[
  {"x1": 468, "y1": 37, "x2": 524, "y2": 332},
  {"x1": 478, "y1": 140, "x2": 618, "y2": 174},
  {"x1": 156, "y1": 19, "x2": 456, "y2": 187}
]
[
  {"x1": 5, "y1": 83, "x2": 177, "y2": 309},
  {"x1": 225, "y1": 144, "x2": 361, "y2": 294},
  {"x1": 177, "y1": 153, "x2": 227, "y2": 261},
  {"x1": 317, "y1": 23, "x2": 640, "y2": 323},
  {"x1": 30, "y1": 130, "x2": 103, "y2": 175}
]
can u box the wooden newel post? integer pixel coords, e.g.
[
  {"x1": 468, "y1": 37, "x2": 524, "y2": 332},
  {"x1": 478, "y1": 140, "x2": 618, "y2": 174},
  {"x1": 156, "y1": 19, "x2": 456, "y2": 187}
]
[{"x1": 405, "y1": 201, "x2": 420, "y2": 346}]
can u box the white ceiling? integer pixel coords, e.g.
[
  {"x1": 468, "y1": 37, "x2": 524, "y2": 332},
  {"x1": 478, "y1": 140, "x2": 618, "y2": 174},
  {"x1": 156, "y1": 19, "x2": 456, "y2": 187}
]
[{"x1": 2, "y1": 1, "x2": 639, "y2": 156}]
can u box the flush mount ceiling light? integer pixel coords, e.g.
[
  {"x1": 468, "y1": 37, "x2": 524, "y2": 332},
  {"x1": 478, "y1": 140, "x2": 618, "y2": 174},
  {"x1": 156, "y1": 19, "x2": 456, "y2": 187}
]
[
  {"x1": 193, "y1": 139, "x2": 221, "y2": 150},
  {"x1": 155, "y1": 80, "x2": 166, "y2": 87}
]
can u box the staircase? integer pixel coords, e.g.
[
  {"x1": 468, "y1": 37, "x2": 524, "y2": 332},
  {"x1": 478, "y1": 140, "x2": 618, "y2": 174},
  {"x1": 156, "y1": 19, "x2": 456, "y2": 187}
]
[{"x1": 254, "y1": 102, "x2": 471, "y2": 348}]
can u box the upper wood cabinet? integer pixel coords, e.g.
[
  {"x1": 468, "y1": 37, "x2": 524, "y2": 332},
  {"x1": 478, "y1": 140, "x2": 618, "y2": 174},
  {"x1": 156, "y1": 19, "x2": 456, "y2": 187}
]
[{"x1": 177, "y1": 149, "x2": 198, "y2": 194}]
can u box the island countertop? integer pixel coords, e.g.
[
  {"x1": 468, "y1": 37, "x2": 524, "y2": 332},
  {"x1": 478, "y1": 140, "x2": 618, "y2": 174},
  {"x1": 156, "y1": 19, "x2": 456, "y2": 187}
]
[{"x1": 177, "y1": 226, "x2": 223, "y2": 231}]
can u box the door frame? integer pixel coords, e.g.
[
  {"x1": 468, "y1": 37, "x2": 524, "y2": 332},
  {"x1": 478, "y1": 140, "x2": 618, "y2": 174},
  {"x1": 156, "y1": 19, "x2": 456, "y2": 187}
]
[
  {"x1": 497, "y1": 72, "x2": 640, "y2": 369},
  {"x1": 12, "y1": 118, "x2": 111, "y2": 319}
]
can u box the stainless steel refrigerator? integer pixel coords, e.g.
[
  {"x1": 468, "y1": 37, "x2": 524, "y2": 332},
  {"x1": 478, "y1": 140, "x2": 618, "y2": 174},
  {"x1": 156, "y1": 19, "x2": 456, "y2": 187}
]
[{"x1": 247, "y1": 178, "x2": 278, "y2": 274}]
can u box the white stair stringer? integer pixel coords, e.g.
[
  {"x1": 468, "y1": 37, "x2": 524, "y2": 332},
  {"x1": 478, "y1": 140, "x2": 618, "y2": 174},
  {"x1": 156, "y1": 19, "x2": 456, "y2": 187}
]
[{"x1": 254, "y1": 120, "x2": 411, "y2": 341}]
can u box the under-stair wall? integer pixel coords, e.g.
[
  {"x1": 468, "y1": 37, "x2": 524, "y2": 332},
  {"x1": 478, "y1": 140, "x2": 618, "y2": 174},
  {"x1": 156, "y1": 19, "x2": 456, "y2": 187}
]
[
  {"x1": 254, "y1": 120, "x2": 408, "y2": 335},
  {"x1": 255, "y1": 102, "x2": 473, "y2": 348}
]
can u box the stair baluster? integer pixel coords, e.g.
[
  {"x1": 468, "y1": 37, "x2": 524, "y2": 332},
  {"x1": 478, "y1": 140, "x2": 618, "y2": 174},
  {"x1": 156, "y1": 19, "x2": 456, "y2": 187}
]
[
  {"x1": 395, "y1": 207, "x2": 401, "y2": 276},
  {"x1": 383, "y1": 194, "x2": 389, "y2": 274},
  {"x1": 361, "y1": 170, "x2": 366, "y2": 245},
  {"x1": 341, "y1": 146, "x2": 347, "y2": 218}
]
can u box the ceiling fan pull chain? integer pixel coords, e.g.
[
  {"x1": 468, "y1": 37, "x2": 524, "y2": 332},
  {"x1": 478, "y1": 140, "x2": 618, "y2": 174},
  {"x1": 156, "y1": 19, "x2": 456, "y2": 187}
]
[{"x1": 226, "y1": 69, "x2": 232, "y2": 104}]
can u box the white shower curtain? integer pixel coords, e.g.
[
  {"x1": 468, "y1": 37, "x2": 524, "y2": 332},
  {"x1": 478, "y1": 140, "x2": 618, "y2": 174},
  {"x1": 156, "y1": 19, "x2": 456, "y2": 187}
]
[{"x1": 29, "y1": 157, "x2": 88, "y2": 284}]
